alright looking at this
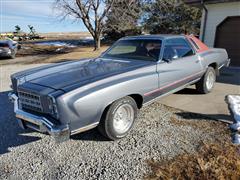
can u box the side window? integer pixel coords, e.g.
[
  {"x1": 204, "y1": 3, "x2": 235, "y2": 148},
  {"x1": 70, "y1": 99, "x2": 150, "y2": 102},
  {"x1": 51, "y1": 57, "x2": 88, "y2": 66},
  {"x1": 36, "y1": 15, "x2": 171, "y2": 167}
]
[{"x1": 163, "y1": 38, "x2": 194, "y2": 61}]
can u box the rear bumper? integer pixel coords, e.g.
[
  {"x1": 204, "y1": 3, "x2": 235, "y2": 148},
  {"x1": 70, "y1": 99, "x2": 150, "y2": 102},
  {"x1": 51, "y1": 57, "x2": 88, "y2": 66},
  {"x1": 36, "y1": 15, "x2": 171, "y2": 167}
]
[{"x1": 8, "y1": 92, "x2": 70, "y2": 142}]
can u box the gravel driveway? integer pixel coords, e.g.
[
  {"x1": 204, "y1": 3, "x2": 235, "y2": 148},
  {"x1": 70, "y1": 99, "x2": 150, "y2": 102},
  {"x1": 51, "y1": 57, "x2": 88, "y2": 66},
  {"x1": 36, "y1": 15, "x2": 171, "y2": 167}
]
[{"x1": 0, "y1": 64, "x2": 229, "y2": 179}]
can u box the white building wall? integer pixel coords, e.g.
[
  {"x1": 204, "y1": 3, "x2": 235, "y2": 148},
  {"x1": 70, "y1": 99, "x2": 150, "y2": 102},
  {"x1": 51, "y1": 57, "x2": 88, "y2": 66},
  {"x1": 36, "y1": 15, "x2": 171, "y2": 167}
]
[
  {"x1": 199, "y1": 9, "x2": 206, "y2": 41},
  {"x1": 200, "y1": 2, "x2": 240, "y2": 47}
]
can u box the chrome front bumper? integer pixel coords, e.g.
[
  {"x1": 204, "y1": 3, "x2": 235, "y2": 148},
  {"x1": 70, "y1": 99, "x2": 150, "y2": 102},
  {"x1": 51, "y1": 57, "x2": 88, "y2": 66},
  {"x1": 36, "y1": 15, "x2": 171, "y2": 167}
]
[{"x1": 8, "y1": 92, "x2": 70, "y2": 142}]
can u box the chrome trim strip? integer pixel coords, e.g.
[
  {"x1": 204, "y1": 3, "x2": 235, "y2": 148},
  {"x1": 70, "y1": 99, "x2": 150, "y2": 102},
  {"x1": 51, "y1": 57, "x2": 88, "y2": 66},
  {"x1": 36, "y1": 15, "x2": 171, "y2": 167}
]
[
  {"x1": 71, "y1": 122, "x2": 99, "y2": 135},
  {"x1": 143, "y1": 78, "x2": 200, "y2": 107},
  {"x1": 144, "y1": 70, "x2": 204, "y2": 96},
  {"x1": 218, "y1": 58, "x2": 230, "y2": 69},
  {"x1": 218, "y1": 64, "x2": 224, "y2": 70},
  {"x1": 15, "y1": 110, "x2": 54, "y2": 129}
]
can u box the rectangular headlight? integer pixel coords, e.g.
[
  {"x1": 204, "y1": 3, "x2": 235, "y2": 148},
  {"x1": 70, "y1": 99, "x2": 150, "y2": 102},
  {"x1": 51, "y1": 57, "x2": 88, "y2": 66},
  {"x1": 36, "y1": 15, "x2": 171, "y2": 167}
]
[{"x1": 48, "y1": 95, "x2": 59, "y2": 119}]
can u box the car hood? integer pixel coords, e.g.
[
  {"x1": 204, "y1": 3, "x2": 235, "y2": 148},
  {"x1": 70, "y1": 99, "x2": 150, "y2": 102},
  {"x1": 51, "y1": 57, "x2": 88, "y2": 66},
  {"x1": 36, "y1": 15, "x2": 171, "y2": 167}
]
[{"x1": 13, "y1": 58, "x2": 152, "y2": 92}]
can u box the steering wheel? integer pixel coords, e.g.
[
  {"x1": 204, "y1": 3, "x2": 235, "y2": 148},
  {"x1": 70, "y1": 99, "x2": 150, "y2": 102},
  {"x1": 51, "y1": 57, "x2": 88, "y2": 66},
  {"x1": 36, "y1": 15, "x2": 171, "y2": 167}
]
[{"x1": 147, "y1": 51, "x2": 157, "y2": 59}]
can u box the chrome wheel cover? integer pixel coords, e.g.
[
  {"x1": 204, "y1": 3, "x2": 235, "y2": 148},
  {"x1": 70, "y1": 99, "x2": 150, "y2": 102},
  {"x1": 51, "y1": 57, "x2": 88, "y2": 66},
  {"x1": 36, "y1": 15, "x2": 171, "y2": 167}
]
[
  {"x1": 113, "y1": 104, "x2": 134, "y2": 134},
  {"x1": 206, "y1": 71, "x2": 215, "y2": 90}
]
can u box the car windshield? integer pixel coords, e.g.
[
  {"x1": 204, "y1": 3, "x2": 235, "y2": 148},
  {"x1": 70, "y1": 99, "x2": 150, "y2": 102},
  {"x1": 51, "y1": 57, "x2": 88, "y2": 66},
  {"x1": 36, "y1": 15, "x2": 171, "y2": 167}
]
[{"x1": 102, "y1": 39, "x2": 162, "y2": 61}]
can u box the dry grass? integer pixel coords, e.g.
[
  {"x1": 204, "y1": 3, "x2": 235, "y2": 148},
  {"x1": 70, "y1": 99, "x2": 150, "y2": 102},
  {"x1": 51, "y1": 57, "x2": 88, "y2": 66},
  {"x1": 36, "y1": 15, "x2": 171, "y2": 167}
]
[
  {"x1": 39, "y1": 32, "x2": 91, "y2": 40},
  {"x1": 39, "y1": 46, "x2": 109, "y2": 63},
  {"x1": 146, "y1": 142, "x2": 240, "y2": 180},
  {"x1": 169, "y1": 115, "x2": 219, "y2": 130},
  {"x1": 18, "y1": 45, "x2": 109, "y2": 64},
  {"x1": 17, "y1": 44, "x2": 72, "y2": 56}
]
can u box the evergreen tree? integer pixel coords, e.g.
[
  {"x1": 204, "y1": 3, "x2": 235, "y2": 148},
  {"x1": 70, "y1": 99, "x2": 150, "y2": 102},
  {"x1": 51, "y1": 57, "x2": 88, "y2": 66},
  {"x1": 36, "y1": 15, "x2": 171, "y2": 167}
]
[{"x1": 143, "y1": 0, "x2": 201, "y2": 35}]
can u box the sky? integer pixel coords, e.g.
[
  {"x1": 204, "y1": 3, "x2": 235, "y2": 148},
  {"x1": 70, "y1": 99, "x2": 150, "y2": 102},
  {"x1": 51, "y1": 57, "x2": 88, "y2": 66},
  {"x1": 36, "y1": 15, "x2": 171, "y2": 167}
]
[{"x1": 0, "y1": 0, "x2": 88, "y2": 33}]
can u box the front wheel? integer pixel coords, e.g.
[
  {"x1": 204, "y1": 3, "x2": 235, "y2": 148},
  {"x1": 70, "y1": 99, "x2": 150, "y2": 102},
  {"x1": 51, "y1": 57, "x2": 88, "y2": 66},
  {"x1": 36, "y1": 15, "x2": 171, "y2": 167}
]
[
  {"x1": 196, "y1": 67, "x2": 216, "y2": 94},
  {"x1": 98, "y1": 96, "x2": 138, "y2": 140}
]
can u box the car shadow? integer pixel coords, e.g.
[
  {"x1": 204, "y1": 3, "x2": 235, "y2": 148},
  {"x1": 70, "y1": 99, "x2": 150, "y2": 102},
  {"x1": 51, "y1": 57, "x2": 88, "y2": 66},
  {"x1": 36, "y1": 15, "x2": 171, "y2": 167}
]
[
  {"x1": 175, "y1": 87, "x2": 200, "y2": 95},
  {"x1": 175, "y1": 112, "x2": 233, "y2": 123},
  {"x1": 0, "y1": 91, "x2": 41, "y2": 155},
  {"x1": 0, "y1": 56, "x2": 12, "y2": 60},
  {"x1": 71, "y1": 128, "x2": 110, "y2": 142}
]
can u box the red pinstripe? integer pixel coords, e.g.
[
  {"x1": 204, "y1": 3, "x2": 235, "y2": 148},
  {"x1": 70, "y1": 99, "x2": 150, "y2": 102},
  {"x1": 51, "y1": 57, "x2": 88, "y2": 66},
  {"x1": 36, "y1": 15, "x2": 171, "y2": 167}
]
[{"x1": 144, "y1": 70, "x2": 205, "y2": 96}]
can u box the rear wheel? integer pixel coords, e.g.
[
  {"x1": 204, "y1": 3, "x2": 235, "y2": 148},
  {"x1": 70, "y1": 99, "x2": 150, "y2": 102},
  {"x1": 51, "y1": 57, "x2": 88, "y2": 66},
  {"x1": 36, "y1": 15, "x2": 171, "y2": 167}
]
[
  {"x1": 196, "y1": 67, "x2": 216, "y2": 94},
  {"x1": 98, "y1": 96, "x2": 138, "y2": 140}
]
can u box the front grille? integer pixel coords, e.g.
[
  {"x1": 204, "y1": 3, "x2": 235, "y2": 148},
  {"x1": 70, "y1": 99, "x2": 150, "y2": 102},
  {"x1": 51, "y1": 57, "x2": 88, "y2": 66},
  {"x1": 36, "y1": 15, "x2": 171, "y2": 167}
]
[{"x1": 18, "y1": 91, "x2": 43, "y2": 112}]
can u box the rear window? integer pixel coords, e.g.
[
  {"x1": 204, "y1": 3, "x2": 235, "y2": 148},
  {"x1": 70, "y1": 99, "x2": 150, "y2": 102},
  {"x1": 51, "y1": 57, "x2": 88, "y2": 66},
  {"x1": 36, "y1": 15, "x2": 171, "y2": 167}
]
[
  {"x1": 189, "y1": 38, "x2": 199, "y2": 50},
  {"x1": 186, "y1": 35, "x2": 209, "y2": 53}
]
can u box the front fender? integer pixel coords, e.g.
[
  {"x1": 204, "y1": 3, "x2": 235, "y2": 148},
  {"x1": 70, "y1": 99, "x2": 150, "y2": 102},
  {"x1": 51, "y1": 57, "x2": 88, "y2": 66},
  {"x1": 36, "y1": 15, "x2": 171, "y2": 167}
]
[{"x1": 56, "y1": 65, "x2": 158, "y2": 132}]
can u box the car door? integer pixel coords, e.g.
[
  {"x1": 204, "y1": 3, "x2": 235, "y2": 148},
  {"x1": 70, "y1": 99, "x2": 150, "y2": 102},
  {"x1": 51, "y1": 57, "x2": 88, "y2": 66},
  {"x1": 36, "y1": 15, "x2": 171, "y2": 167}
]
[{"x1": 156, "y1": 37, "x2": 203, "y2": 96}]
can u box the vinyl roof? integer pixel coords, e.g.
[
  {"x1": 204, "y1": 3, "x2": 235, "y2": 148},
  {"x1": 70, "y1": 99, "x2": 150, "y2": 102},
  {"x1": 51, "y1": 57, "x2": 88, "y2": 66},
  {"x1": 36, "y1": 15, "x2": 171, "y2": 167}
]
[{"x1": 122, "y1": 34, "x2": 186, "y2": 40}]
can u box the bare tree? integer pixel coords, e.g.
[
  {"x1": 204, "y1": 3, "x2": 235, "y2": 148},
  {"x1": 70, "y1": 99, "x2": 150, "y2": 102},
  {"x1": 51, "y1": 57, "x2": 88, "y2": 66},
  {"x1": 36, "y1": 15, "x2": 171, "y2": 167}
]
[
  {"x1": 28, "y1": 25, "x2": 36, "y2": 36},
  {"x1": 55, "y1": 0, "x2": 116, "y2": 50},
  {"x1": 15, "y1": 25, "x2": 21, "y2": 35},
  {"x1": 104, "y1": 0, "x2": 142, "y2": 41}
]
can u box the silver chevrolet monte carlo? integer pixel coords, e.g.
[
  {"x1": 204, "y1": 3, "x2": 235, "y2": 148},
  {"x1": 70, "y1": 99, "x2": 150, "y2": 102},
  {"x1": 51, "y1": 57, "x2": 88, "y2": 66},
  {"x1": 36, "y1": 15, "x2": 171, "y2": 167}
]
[{"x1": 9, "y1": 35, "x2": 230, "y2": 141}]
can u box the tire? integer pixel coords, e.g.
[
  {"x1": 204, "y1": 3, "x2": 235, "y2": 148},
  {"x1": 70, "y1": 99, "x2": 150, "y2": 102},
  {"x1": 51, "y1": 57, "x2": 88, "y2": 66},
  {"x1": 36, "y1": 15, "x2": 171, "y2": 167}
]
[
  {"x1": 196, "y1": 67, "x2": 216, "y2": 94},
  {"x1": 98, "y1": 96, "x2": 138, "y2": 140}
]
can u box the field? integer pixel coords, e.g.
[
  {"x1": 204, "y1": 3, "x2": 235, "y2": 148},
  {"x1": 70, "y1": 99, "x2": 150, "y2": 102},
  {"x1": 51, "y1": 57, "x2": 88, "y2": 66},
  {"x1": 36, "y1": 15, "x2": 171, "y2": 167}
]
[
  {"x1": 39, "y1": 32, "x2": 91, "y2": 40},
  {"x1": 0, "y1": 32, "x2": 109, "y2": 65},
  {"x1": 18, "y1": 45, "x2": 109, "y2": 63}
]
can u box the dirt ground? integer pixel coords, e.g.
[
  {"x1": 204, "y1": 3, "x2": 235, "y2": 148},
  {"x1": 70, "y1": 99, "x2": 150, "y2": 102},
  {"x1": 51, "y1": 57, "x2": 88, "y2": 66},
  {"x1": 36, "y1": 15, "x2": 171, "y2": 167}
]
[
  {"x1": 0, "y1": 31, "x2": 108, "y2": 65},
  {"x1": 0, "y1": 42, "x2": 109, "y2": 65}
]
